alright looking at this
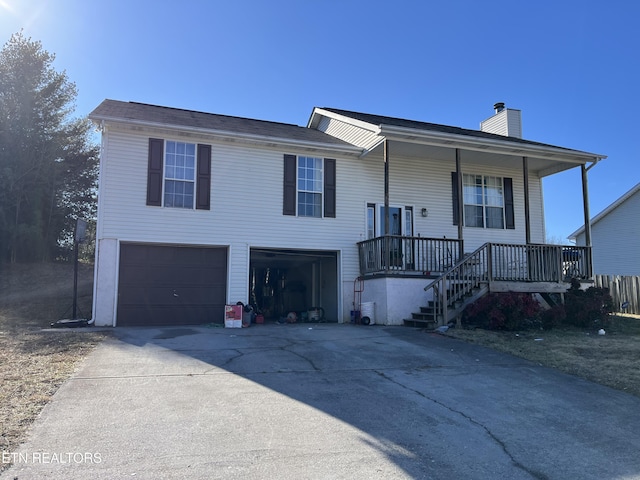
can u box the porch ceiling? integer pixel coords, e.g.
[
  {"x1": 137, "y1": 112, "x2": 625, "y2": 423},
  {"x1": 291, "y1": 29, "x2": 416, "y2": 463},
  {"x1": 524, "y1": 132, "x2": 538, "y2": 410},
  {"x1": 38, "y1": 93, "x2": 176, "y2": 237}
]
[{"x1": 375, "y1": 139, "x2": 595, "y2": 177}]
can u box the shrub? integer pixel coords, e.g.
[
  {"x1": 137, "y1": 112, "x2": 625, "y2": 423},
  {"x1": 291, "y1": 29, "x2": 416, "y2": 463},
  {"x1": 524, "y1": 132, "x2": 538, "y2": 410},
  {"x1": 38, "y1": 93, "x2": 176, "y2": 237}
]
[
  {"x1": 563, "y1": 279, "x2": 614, "y2": 329},
  {"x1": 541, "y1": 304, "x2": 566, "y2": 330},
  {"x1": 463, "y1": 292, "x2": 542, "y2": 331}
]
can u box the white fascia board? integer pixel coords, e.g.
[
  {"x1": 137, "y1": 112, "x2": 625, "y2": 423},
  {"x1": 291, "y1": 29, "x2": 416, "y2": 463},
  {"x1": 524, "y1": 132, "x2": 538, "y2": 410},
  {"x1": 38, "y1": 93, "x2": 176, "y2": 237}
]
[
  {"x1": 379, "y1": 124, "x2": 606, "y2": 164},
  {"x1": 90, "y1": 115, "x2": 363, "y2": 156},
  {"x1": 307, "y1": 108, "x2": 382, "y2": 134}
]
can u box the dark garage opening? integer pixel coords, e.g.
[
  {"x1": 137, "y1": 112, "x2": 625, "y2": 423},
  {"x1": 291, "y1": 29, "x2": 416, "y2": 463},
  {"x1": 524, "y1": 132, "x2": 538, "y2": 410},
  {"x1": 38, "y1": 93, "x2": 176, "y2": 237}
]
[{"x1": 249, "y1": 248, "x2": 338, "y2": 323}]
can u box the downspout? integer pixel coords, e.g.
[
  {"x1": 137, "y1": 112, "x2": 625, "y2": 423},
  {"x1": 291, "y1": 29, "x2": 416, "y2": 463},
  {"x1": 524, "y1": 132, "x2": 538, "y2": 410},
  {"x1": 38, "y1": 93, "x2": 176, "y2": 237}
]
[{"x1": 523, "y1": 157, "x2": 531, "y2": 244}]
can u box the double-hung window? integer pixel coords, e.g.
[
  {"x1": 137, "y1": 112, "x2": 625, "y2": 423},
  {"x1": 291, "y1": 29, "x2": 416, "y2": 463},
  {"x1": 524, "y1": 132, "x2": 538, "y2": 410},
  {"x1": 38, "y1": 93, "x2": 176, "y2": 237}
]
[
  {"x1": 164, "y1": 141, "x2": 196, "y2": 209},
  {"x1": 297, "y1": 156, "x2": 323, "y2": 217},
  {"x1": 463, "y1": 174, "x2": 505, "y2": 229},
  {"x1": 283, "y1": 154, "x2": 336, "y2": 218},
  {"x1": 146, "y1": 138, "x2": 211, "y2": 210}
]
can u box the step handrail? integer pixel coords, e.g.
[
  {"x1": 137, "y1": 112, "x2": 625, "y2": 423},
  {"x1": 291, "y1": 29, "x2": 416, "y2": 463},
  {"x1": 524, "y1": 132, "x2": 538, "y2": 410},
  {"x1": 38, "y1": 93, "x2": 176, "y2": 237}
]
[{"x1": 423, "y1": 243, "x2": 490, "y2": 325}]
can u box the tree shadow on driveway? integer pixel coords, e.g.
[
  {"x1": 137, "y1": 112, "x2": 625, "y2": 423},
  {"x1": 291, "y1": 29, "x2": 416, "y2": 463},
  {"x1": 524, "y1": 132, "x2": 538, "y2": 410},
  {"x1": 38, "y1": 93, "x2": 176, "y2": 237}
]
[{"x1": 6, "y1": 323, "x2": 640, "y2": 479}]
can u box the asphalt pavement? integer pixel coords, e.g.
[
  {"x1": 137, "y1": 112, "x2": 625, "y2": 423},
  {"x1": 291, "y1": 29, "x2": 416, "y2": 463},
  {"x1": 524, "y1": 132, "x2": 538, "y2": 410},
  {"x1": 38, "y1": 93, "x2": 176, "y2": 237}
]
[{"x1": 3, "y1": 323, "x2": 640, "y2": 479}]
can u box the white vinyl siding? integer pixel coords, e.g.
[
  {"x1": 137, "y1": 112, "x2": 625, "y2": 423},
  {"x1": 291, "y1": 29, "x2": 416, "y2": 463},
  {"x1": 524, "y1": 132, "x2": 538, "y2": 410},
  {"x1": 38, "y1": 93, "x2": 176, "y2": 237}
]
[
  {"x1": 480, "y1": 113, "x2": 507, "y2": 136},
  {"x1": 95, "y1": 128, "x2": 363, "y2": 317},
  {"x1": 575, "y1": 190, "x2": 640, "y2": 275},
  {"x1": 527, "y1": 173, "x2": 545, "y2": 244},
  {"x1": 352, "y1": 149, "x2": 543, "y2": 253},
  {"x1": 94, "y1": 125, "x2": 548, "y2": 324},
  {"x1": 480, "y1": 109, "x2": 522, "y2": 138}
]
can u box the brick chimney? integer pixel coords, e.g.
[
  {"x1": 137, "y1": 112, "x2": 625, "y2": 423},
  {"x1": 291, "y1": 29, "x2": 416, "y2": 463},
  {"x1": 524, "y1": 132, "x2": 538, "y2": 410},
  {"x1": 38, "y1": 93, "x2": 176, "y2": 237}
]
[{"x1": 480, "y1": 102, "x2": 522, "y2": 138}]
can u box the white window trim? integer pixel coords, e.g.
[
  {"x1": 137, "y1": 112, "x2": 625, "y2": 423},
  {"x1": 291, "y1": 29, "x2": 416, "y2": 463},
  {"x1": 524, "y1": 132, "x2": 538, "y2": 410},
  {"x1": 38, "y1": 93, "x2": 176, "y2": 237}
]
[
  {"x1": 462, "y1": 173, "x2": 506, "y2": 229},
  {"x1": 163, "y1": 139, "x2": 196, "y2": 209},
  {"x1": 297, "y1": 155, "x2": 324, "y2": 218}
]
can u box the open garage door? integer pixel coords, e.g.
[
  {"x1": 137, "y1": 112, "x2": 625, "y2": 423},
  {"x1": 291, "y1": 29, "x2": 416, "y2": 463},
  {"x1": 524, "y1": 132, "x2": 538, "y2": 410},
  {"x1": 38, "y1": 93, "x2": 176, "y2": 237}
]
[
  {"x1": 249, "y1": 248, "x2": 338, "y2": 322},
  {"x1": 118, "y1": 244, "x2": 227, "y2": 326}
]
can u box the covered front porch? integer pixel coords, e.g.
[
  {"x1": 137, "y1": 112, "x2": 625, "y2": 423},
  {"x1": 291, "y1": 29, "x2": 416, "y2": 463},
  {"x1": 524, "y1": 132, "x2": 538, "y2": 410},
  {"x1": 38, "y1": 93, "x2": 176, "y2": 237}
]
[
  {"x1": 351, "y1": 132, "x2": 603, "y2": 326},
  {"x1": 308, "y1": 107, "x2": 606, "y2": 326}
]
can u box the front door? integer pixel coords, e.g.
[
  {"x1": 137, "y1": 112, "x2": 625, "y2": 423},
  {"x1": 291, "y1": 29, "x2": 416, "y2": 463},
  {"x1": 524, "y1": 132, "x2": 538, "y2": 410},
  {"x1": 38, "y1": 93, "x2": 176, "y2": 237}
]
[
  {"x1": 380, "y1": 206, "x2": 403, "y2": 267},
  {"x1": 366, "y1": 204, "x2": 414, "y2": 269}
]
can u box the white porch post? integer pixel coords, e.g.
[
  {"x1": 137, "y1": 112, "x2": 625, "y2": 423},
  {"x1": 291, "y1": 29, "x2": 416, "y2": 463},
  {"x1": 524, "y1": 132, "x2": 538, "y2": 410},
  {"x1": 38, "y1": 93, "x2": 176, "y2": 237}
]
[
  {"x1": 455, "y1": 149, "x2": 464, "y2": 258},
  {"x1": 384, "y1": 139, "x2": 389, "y2": 235},
  {"x1": 523, "y1": 156, "x2": 531, "y2": 244}
]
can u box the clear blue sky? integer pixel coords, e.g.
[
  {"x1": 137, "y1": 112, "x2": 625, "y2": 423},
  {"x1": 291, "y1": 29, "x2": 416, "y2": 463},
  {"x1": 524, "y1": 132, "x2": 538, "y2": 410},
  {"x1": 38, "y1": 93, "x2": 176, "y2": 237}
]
[{"x1": 2, "y1": 0, "x2": 638, "y2": 242}]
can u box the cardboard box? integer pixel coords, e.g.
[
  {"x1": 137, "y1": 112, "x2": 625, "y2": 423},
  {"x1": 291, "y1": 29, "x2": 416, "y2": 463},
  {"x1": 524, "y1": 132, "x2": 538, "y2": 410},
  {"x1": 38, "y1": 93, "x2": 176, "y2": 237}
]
[{"x1": 225, "y1": 305, "x2": 243, "y2": 328}]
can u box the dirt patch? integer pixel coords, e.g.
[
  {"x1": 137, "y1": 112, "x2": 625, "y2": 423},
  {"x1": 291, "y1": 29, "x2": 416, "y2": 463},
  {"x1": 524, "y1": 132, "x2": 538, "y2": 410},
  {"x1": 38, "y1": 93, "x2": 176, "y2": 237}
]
[
  {"x1": 0, "y1": 262, "x2": 108, "y2": 471},
  {"x1": 0, "y1": 262, "x2": 95, "y2": 325}
]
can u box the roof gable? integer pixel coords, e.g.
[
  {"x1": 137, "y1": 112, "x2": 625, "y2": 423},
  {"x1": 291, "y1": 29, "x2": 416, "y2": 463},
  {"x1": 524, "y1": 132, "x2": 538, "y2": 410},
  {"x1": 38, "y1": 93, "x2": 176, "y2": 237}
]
[{"x1": 90, "y1": 100, "x2": 354, "y2": 150}]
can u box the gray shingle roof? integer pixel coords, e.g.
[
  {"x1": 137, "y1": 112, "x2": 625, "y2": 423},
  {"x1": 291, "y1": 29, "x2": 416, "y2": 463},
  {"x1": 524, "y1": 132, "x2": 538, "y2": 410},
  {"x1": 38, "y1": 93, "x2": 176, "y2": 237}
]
[
  {"x1": 321, "y1": 107, "x2": 585, "y2": 153},
  {"x1": 90, "y1": 100, "x2": 352, "y2": 147}
]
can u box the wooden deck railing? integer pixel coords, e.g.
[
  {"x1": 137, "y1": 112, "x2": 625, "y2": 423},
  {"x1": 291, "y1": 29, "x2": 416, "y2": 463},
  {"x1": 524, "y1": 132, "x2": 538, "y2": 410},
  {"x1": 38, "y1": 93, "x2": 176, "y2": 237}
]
[
  {"x1": 357, "y1": 235, "x2": 463, "y2": 275},
  {"x1": 421, "y1": 242, "x2": 592, "y2": 325},
  {"x1": 489, "y1": 243, "x2": 592, "y2": 282},
  {"x1": 358, "y1": 237, "x2": 592, "y2": 283}
]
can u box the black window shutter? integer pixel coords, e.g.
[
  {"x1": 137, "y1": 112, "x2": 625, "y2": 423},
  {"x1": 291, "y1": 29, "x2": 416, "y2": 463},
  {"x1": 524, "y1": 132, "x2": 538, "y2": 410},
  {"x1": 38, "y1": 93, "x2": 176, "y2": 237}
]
[
  {"x1": 196, "y1": 144, "x2": 211, "y2": 210},
  {"x1": 504, "y1": 177, "x2": 515, "y2": 229},
  {"x1": 283, "y1": 154, "x2": 297, "y2": 216},
  {"x1": 324, "y1": 158, "x2": 336, "y2": 218},
  {"x1": 147, "y1": 138, "x2": 164, "y2": 206},
  {"x1": 451, "y1": 172, "x2": 459, "y2": 225}
]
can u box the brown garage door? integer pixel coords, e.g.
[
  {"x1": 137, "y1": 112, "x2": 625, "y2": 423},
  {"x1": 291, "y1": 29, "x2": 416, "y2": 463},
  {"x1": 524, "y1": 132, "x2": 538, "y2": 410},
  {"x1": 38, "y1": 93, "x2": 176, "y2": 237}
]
[{"x1": 118, "y1": 244, "x2": 227, "y2": 326}]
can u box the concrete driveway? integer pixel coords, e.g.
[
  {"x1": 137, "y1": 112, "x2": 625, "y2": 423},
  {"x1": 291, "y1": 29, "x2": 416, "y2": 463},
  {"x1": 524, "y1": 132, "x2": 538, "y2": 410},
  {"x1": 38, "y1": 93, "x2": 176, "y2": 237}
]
[{"x1": 3, "y1": 324, "x2": 640, "y2": 479}]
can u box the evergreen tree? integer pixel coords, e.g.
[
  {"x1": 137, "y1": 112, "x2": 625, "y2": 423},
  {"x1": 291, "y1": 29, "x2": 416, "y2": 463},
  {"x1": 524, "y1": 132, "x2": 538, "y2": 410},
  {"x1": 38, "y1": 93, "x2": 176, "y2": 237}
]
[{"x1": 0, "y1": 32, "x2": 98, "y2": 263}]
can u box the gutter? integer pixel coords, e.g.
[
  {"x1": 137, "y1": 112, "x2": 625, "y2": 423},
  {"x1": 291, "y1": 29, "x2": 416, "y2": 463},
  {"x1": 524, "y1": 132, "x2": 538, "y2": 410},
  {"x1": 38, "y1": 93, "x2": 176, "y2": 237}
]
[
  {"x1": 379, "y1": 124, "x2": 607, "y2": 164},
  {"x1": 89, "y1": 114, "x2": 364, "y2": 156},
  {"x1": 586, "y1": 158, "x2": 602, "y2": 171}
]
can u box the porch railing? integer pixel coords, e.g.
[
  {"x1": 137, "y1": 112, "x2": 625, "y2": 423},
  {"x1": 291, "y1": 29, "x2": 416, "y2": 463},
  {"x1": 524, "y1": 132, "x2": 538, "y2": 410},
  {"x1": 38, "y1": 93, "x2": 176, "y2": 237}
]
[
  {"x1": 357, "y1": 235, "x2": 463, "y2": 275},
  {"x1": 489, "y1": 243, "x2": 592, "y2": 282},
  {"x1": 423, "y1": 242, "x2": 592, "y2": 325},
  {"x1": 358, "y1": 237, "x2": 592, "y2": 283}
]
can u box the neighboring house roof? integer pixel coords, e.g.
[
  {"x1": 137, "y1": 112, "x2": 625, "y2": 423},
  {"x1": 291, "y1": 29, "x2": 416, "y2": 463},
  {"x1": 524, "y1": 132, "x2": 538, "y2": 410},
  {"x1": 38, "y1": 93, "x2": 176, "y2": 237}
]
[
  {"x1": 89, "y1": 99, "x2": 359, "y2": 153},
  {"x1": 309, "y1": 107, "x2": 606, "y2": 166},
  {"x1": 568, "y1": 182, "x2": 640, "y2": 240}
]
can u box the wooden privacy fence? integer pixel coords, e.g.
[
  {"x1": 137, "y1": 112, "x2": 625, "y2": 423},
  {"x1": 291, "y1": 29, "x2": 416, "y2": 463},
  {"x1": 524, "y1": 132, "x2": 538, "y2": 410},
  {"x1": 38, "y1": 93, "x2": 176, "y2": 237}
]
[{"x1": 593, "y1": 275, "x2": 640, "y2": 314}]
